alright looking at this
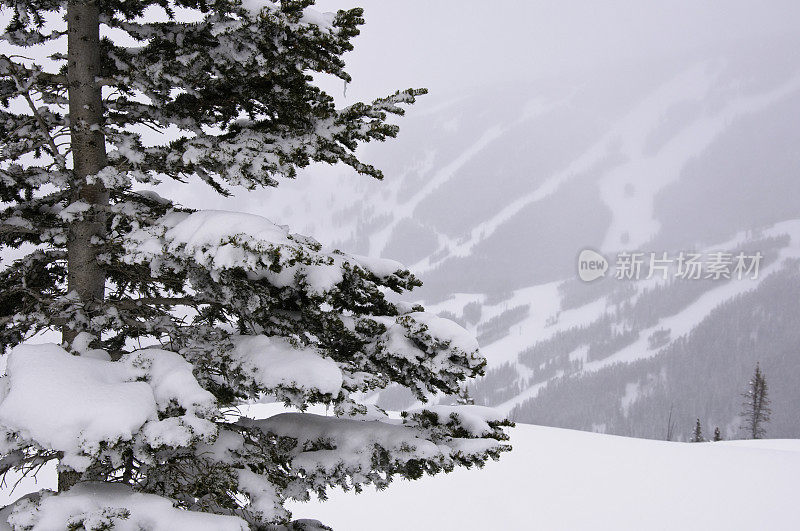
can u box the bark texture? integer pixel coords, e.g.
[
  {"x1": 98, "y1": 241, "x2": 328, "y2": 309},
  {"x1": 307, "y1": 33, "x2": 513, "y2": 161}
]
[{"x1": 60, "y1": 0, "x2": 108, "y2": 492}]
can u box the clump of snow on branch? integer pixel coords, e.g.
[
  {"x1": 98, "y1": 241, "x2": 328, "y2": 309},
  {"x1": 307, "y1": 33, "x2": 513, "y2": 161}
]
[
  {"x1": 233, "y1": 405, "x2": 510, "y2": 498},
  {"x1": 410, "y1": 405, "x2": 509, "y2": 438},
  {"x1": 231, "y1": 335, "x2": 343, "y2": 397},
  {"x1": 0, "y1": 344, "x2": 217, "y2": 472},
  {"x1": 124, "y1": 210, "x2": 405, "y2": 292},
  {"x1": 0, "y1": 483, "x2": 249, "y2": 531},
  {"x1": 241, "y1": 0, "x2": 336, "y2": 33}
]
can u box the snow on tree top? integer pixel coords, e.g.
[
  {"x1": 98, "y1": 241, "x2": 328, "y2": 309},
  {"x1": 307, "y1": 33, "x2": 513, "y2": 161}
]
[{"x1": 240, "y1": 0, "x2": 336, "y2": 33}]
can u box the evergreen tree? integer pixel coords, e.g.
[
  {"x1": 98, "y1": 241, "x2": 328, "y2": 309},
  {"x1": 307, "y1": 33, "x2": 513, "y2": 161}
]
[
  {"x1": 690, "y1": 418, "x2": 704, "y2": 443},
  {"x1": 0, "y1": 1, "x2": 511, "y2": 528},
  {"x1": 664, "y1": 404, "x2": 676, "y2": 441},
  {"x1": 713, "y1": 426, "x2": 722, "y2": 442},
  {"x1": 740, "y1": 362, "x2": 771, "y2": 439}
]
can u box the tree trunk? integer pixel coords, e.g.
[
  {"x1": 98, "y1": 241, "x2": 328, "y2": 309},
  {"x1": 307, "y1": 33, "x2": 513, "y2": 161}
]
[{"x1": 61, "y1": 0, "x2": 108, "y2": 491}]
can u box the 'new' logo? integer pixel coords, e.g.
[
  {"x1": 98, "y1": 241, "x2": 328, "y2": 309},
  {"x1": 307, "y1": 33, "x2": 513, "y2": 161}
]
[{"x1": 578, "y1": 249, "x2": 608, "y2": 282}]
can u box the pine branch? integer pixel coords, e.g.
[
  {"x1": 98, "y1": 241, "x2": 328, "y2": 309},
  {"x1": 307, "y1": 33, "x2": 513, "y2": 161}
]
[
  {"x1": 112, "y1": 296, "x2": 204, "y2": 308},
  {"x1": 0, "y1": 223, "x2": 38, "y2": 235},
  {"x1": 1, "y1": 55, "x2": 68, "y2": 171}
]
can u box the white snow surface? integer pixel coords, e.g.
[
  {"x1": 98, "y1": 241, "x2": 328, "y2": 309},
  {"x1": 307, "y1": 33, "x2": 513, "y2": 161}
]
[{"x1": 286, "y1": 424, "x2": 800, "y2": 530}]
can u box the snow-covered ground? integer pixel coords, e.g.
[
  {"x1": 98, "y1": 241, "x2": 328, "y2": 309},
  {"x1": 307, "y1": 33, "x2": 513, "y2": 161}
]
[
  {"x1": 1, "y1": 421, "x2": 797, "y2": 530},
  {"x1": 288, "y1": 424, "x2": 800, "y2": 530}
]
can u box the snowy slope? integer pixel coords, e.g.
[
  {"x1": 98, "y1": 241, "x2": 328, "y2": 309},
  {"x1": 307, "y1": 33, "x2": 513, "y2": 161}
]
[
  {"x1": 287, "y1": 424, "x2": 800, "y2": 530},
  {"x1": 3, "y1": 423, "x2": 798, "y2": 530}
]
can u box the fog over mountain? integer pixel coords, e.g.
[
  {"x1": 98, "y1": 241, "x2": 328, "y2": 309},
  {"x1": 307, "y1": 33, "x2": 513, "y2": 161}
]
[{"x1": 160, "y1": 1, "x2": 800, "y2": 441}]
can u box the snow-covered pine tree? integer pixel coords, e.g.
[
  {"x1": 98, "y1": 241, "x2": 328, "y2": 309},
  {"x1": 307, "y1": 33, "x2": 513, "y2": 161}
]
[
  {"x1": 0, "y1": 1, "x2": 512, "y2": 528},
  {"x1": 690, "y1": 418, "x2": 703, "y2": 443},
  {"x1": 740, "y1": 363, "x2": 771, "y2": 440},
  {"x1": 712, "y1": 427, "x2": 722, "y2": 442}
]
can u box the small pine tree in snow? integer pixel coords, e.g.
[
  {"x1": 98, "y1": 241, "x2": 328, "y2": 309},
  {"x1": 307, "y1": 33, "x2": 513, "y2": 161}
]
[
  {"x1": 713, "y1": 427, "x2": 723, "y2": 442},
  {"x1": 740, "y1": 363, "x2": 771, "y2": 440},
  {"x1": 0, "y1": 1, "x2": 511, "y2": 529},
  {"x1": 690, "y1": 418, "x2": 704, "y2": 443}
]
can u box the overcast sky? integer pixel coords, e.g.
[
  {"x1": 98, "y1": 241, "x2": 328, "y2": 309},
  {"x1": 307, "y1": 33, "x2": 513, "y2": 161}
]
[{"x1": 313, "y1": 0, "x2": 800, "y2": 103}]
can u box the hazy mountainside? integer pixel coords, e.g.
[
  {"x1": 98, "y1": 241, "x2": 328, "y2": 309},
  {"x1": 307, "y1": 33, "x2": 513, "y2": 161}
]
[
  {"x1": 511, "y1": 261, "x2": 800, "y2": 441},
  {"x1": 327, "y1": 35, "x2": 800, "y2": 300},
  {"x1": 167, "y1": 34, "x2": 800, "y2": 439},
  {"x1": 416, "y1": 224, "x2": 800, "y2": 440}
]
